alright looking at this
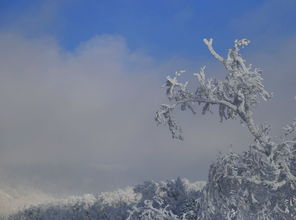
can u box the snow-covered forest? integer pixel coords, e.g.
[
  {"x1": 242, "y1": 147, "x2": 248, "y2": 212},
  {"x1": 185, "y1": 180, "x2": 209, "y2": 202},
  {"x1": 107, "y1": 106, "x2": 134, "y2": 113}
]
[{"x1": 5, "y1": 38, "x2": 296, "y2": 219}]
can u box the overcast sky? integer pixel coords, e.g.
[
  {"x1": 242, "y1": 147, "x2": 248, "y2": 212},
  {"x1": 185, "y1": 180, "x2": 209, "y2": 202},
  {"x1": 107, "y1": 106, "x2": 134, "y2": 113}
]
[{"x1": 0, "y1": 0, "x2": 296, "y2": 211}]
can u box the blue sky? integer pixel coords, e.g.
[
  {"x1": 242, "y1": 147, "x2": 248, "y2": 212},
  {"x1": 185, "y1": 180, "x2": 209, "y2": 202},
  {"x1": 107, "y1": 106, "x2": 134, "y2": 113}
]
[
  {"x1": 2, "y1": 0, "x2": 295, "y2": 59},
  {"x1": 1, "y1": 0, "x2": 296, "y2": 212}
]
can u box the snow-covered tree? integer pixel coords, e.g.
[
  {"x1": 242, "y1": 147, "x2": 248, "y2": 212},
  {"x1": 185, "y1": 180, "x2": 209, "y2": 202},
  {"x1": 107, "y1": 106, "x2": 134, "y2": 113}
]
[{"x1": 156, "y1": 39, "x2": 296, "y2": 219}]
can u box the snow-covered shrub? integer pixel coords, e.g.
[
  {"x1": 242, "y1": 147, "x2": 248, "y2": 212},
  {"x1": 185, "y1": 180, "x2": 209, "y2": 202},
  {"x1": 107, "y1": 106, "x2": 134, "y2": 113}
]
[
  {"x1": 196, "y1": 148, "x2": 296, "y2": 219},
  {"x1": 128, "y1": 178, "x2": 205, "y2": 219}
]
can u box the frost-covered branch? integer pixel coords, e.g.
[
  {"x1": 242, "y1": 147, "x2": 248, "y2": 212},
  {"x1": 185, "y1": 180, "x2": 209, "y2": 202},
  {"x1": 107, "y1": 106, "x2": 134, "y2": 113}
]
[
  {"x1": 203, "y1": 38, "x2": 224, "y2": 63},
  {"x1": 156, "y1": 39, "x2": 272, "y2": 147}
]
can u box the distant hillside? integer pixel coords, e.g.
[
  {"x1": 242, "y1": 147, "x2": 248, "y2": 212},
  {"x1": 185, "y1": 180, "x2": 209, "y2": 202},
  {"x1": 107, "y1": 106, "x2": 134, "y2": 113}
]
[
  {"x1": 0, "y1": 186, "x2": 56, "y2": 219},
  {"x1": 7, "y1": 178, "x2": 205, "y2": 220}
]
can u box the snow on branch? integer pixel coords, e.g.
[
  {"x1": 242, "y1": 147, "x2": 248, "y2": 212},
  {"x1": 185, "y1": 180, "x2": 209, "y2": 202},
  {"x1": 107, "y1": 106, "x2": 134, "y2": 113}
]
[
  {"x1": 203, "y1": 38, "x2": 224, "y2": 62},
  {"x1": 155, "y1": 38, "x2": 272, "y2": 143},
  {"x1": 283, "y1": 119, "x2": 296, "y2": 137}
]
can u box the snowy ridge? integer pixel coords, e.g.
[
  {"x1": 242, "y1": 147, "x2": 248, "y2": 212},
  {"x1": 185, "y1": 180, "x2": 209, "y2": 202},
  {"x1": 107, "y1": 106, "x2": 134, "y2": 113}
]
[
  {"x1": 8, "y1": 178, "x2": 205, "y2": 219},
  {"x1": 0, "y1": 186, "x2": 57, "y2": 219}
]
